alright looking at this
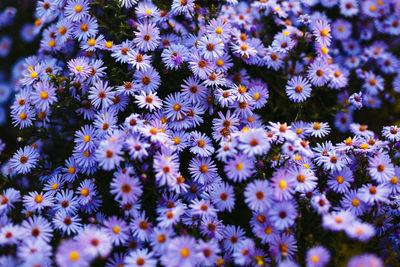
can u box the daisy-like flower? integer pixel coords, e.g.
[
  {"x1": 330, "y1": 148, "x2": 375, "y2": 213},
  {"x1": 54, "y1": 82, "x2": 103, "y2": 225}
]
[
  {"x1": 286, "y1": 76, "x2": 312, "y2": 103},
  {"x1": 125, "y1": 248, "x2": 157, "y2": 267},
  {"x1": 22, "y1": 215, "x2": 53, "y2": 242},
  {"x1": 56, "y1": 239, "x2": 91, "y2": 267},
  {"x1": 31, "y1": 81, "x2": 57, "y2": 111},
  {"x1": 96, "y1": 139, "x2": 124, "y2": 171},
  {"x1": 163, "y1": 93, "x2": 190, "y2": 121},
  {"x1": 171, "y1": 0, "x2": 195, "y2": 15},
  {"x1": 65, "y1": 0, "x2": 90, "y2": 22},
  {"x1": 244, "y1": 179, "x2": 273, "y2": 212},
  {"x1": 133, "y1": 66, "x2": 161, "y2": 94},
  {"x1": 270, "y1": 234, "x2": 298, "y2": 261},
  {"x1": 161, "y1": 236, "x2": 198, "y2": 267},
  {"x1": 368, "y1": 152, "x2": 395, "y2": 183},
  {"x1": 88, "y1": 80, "x2": 115, "y2": 110},
  {"x1": 238, "y1": 128, "x2": 270, "y2": 156},
  {"x1": 340, "y1": 189, "x2": 367, "y2": 216},
  {"x1": 345, "y1": 221, "x2": 375, "y2": 242},
  {"x1": 198, "y1": 35, "x2": 224, "y2": 61},
  {"x1": 135, "y1": 1, "x2": 159, "y2": 19},
  {"x1": 327, "y1": 167, "x2": 354, "y2": 193},
  {"x1": 307, "y1": 59, "x2": 332, "y2": 87},
  {"x1": 67, "y1": 57, "x2": 91, "y2": 80},
  {"x1": 135, "y1": 91, "x2": 163, "y2": 112},
  {"x1": 10, "y1": 145, "x2": 39, "y2": 174},
  {"x1": 78, "y1": 226, "x2": 112, "y2": 258},
  {"x1": 188, "y1": 157, "x2": 218, "y2": 185},
  {"x1": 358, "y1": 183, "x2": 390, "y2": 204},
  {"x1": 269, "y1": 200, "x2": 297, "y2": 230},
  {"x1": 309, "y1": 122, "x2": 331, "y2": 138},
  {"x1": 110, "y1": 169, "x2": 142, "y2": 204},
  {"x1": 271, "y1": 168, "x2": 296, "y2": 201},
  {"x1": 72, "y1": 15, "x2": 98, "y2": 41},
  {"x1": 224, "y1": 153, "x2": 255, "y2": 182},
  {"x1": 382, "y1": 125, "x2": 400, "y2": 142},
  {"x1": 313, "y1": 19, "x2": 332, "y2": 47},
  {"x1": 181, "y1": 76, "x2": 207, "y2": 104},
  {"x1": 161, "y1": 44, "x2": 190, "y2": 70},
  {"x1": 104, "y1": 216, "x2": 130, "y2": 246},
  {"x1": 209, "y1": 182, "x2": 235, "y2": 212},
  {"x1": 131, "y1": 212, "x2": 153, "y2": 242},
  {"x1": 134, "y1": 22, "x2": 160, "y2": 52},
  {"x1": 306, "y1": 246, "x2": 331, "y2": 267},
  {"x1": 119, "y1": 0, "x2": 137, "y2": 8},
  {"x1": 196, "y1": 239, "x2": 220, "y2": 266},
  {"x1": 189, "y1": 198, "x2": 218, "y2": 218},
  {"x1": 127, "y1": 50, "x2": 152, "y2": 70},
  {"x1": 189, "y1": 131, "x2": 214, "y2": 157},
  {"x1": 322, "y1": 210, "x2": 354, "y2": 232}
]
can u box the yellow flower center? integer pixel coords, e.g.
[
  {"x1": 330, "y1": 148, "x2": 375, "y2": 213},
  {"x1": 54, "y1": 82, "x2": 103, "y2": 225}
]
[
  {"x1": 279, "y1": 180, "x2": 287, "y2": 189},
  {"x1": 83, "y1": 135, "x2": 90, "y2": 143},
  {"x1": 351, "y1": 198, "x2": 360, "y2": 207},
  {"x1": 51, "y1": 183, "x2": 58, "y2": 190},
  {"x1": 216, "y1": 59, "x2": 224, "y2": 67},
  {"x1": 69, "y1": 251, "x2": 79, "y2": 262},
  {"x1": 235, "y1": 163, "x2": 243, "y2": 171},
  {"x1": 67, "y1": 166, "x2": 75, "y2": 174},
  {"x1": 215, "y1": 27, "x2": 223, "y2": 35},
  {"x1": 88, "y1": 38, "x2": 96, "y2": 46},
  {"x1": 81, "y1": 188, "x2": 89, "y2": 197},
  {"x1": 112, "y1": 226, "x2": 120, "y2": 234},
  {"x1": 40, "y1": 91, "x2": 48, "y2": 100},
  {"x1": 105, "y1": 41, "x2": 113, "y2": 48},
  {"x1": 311, "y1": 255, "x2": 319, "y2": 263},
  {"x1": 336, "y1": 176, "x2": 344, "y2": 184},
  {"x1": 74, "y1": 5, "x2": 82, "y2": 13},
  {"x1": 253, "y1": 93, "x2": 260, "y2": 100},
  {"x1": 320, "y1": 29, "x2": 329, "y2": 37},
  {"x1": 30, "y1": 71, "x2": 38, "y2": 79},
  {"x1": 180, "y1": 248, "x2": 190, "y2": 258},
  {"x1": 34, "y1": 195, "x2": 43, "y2": 203}
]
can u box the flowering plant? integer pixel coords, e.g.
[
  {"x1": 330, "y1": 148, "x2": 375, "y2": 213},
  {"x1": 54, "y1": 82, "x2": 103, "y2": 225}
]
[{"x1": 1, "y1": 0, "x2": 400, "y2": 266}]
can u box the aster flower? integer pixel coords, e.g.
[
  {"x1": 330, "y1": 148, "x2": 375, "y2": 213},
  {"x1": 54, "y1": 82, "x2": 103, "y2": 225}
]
[
  {"x1": 198, "y1": 35, "x2": 224, "y2": 61},
  {"x1": 286, "y1": 76, "x2": 312, "y2": 103},
  {"x1": 72, "y1": 15, "x2": 98, "y2": 41},
  {"x1": 313, "y1": 19, "x2": 332, "y2": 47},
  {"x1": 359, "y1": 184, "x2": 390, "y2": 204},
  {"x1": 161, "y1": 43, "x2": 190, "y2": 70},
  {"x1": 271, "y1": 168, "x2": 296, "y2": 201},
  {"x1": 68, "y1": 57, "x2": 91, "y2": 80},
  {"x1": 127, "y1": 50, "x2": 152, "y2": 71},
  {"x1": 244, "y1": 179, "x2": 273, "y2": 212},
  {"x1": 10, "y1": 145, "x2": 39, "y2": 174},
  {"x1": 56, "y1": 239, "x2": 91, "y2": 267},
  {"x1": 306, "y1": 246, "x2": 331, "y2": 267},
  {"x1": 134, "y1": 22, "x2": 160, "y2": 52},
  {"x1": 307, "y1": 59, "x2": 332, "y2": 87},
  {"x1": 269, "y1": 200, "x2": 297, "y2": 230},
  {"x1": 346, "y1": 221, "x2": 375, "y2": 242},
  {"x1": 65, "y1": 0, "x2": 90, "y2": 22},
  {"x1": 382, "y1": 125, "x2": 400, "y2": 142},
  {"x1": 88, "y1": 80, "x2": 115, "y2": 110},
  {"x1": 125, "y1": 248, "x2": 157, "y2": 267},
  {"x1": 161, "y1": 236, "x2": 198, "y2": 267},
  {"x1": 368, "y1": 152, "x2": 395, "y2": 183},
  {"x1": 188, "y1": 157, "x2": 218, "y2": 185}
]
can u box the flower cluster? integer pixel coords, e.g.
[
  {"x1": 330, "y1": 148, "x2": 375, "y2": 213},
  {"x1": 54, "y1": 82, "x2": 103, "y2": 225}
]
[{"x1": 1, "y1": 0, "x2": 400, "y2": 266}]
